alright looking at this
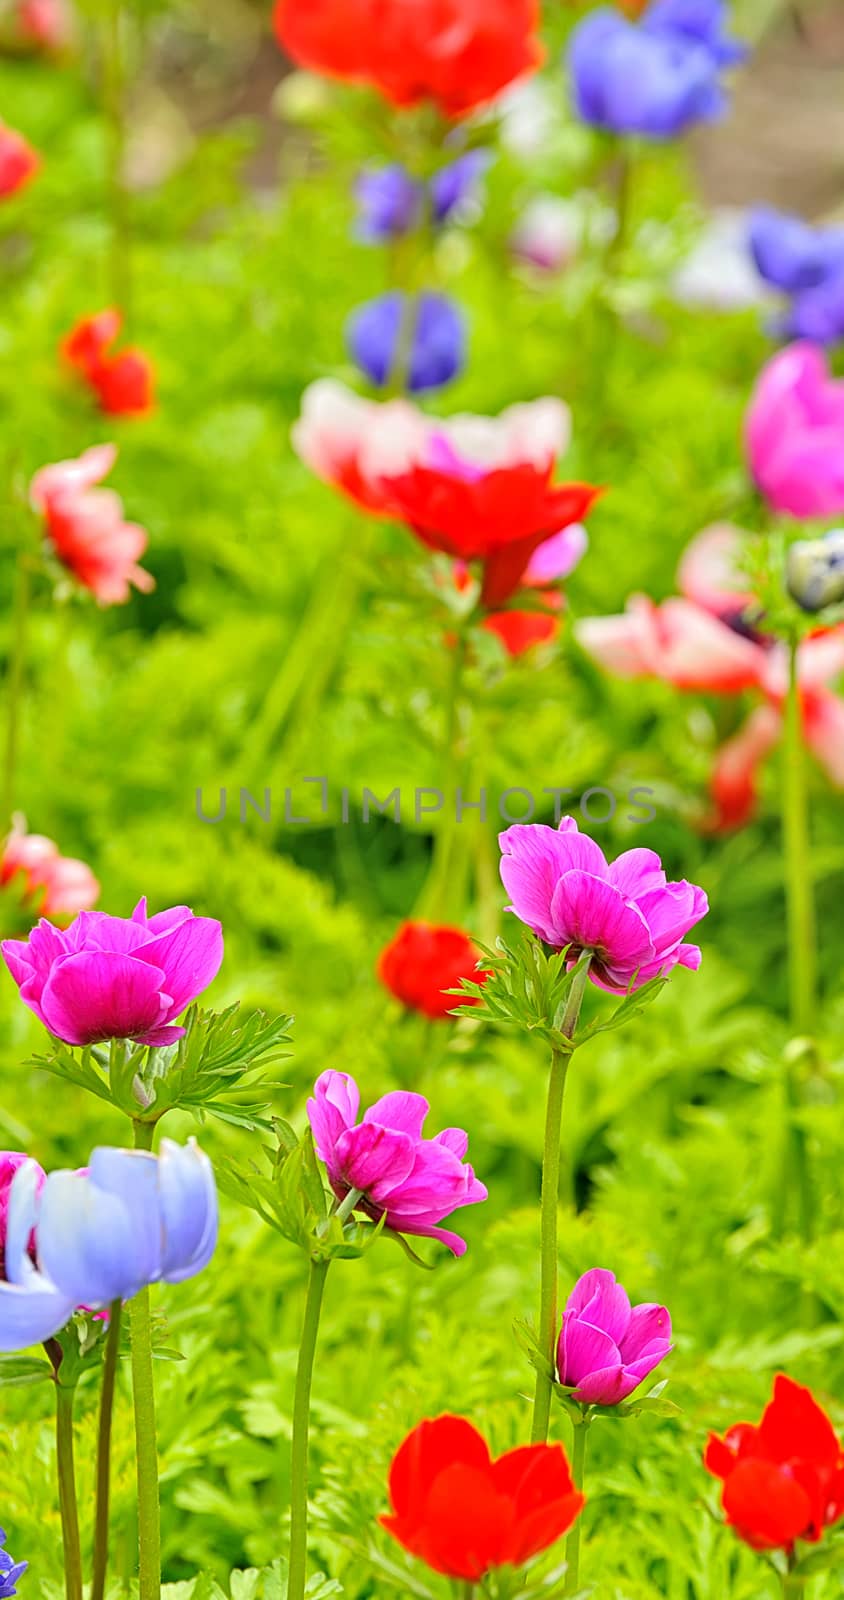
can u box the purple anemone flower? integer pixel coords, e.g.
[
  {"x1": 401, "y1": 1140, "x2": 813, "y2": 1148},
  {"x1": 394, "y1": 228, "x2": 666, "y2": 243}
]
[
  {"x1": 0, "y1": 1529, "x2": 27, "y2": 1599},
  {"x1": 307, "y1": 1071, "x2": 487, "y2": 1256},
  {"x1": 499, "y1": 816, "x2": 708, "y2": 992},
  {"x1": 749, "y1": 206, "x2": 844, "y2": 295},
  {"x1": 557, "y1": 1268, "x2": 673, "y2": 1406},
  {"x1": 568, "y1": 8, "x2": 728, "y2": 139},
  {"x1": 781, "y1": 270, "x2": 844, "y2": 347},
  {"x1": 643, "y1": 0, "x2": 747, "y2": 67},
  {"x1": 0, "y1": 1139, "x2": 218, "y2": 1351},
  {"x1": 1, "y1": 898, "x2": 224, "y2": 1047},
  {"x1": 429, "y1": 151, "x2": 489, "y2": 225},
  {"x1": 354, "y1": 165, "x2": 423, "y2": 241},
  {"x1": 347, "y1": 291, "x2": 466, "y2": 394}
]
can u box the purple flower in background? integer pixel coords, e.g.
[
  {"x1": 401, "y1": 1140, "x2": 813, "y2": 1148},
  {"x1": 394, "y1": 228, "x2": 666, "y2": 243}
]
[
  {"x1": 557, "y1": 1268, "x2": 673, "y2": 1405},
  {"x1": 643, "y1": 0, "x2": 747, "y2": 67},
  {"x1": 1, "y1": 898, "x2": 224, "y2": 1047},
  {"x1": 0, "y1": 1529, "x2": 27, "y2": 1598},
  {"x1": 347, "y1": 291, "x2": 466, "y2": 394},
  {"x1": 354, "y1": 154, "x2": 488, "y2": 243},
  {"x1": 355, "y1": 165, "x2": 423, "y2": 241},
  {"x1": 0, "y1": 1140, "x2": 218, "y2": 1350},
  {"x1": 308, "y1": 1070, "x2": 488, "y2": 1255},
  {"x1": 749, "y1": 206, "x2": 844, "y2": 294},
  {"x1": 430, "y1": 151, "x2": 489, "y2": 225},
  {"x1": 499, "y1": 816, "x2": 708, "y2": 992},
  {"x1": 568, "y1": 8, "x2": 728, "y2": 139},
  {"x1": 782, "y1": 271, "x2": 844, "y2": 345}
]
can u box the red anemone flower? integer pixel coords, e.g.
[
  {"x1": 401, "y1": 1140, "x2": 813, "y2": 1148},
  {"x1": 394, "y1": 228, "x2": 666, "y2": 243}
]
[
  {"x1": 377, "y1": 921, "x2": 489, "y2": 1020},
  {"x1": 705, "y1": 1374, "x2": 844, "y2": 1554},
  {"x1": 273, "y1": 0, "x2": 544, "y2": 119},
  {"x1": 380, "y1": 1415, "x2": 585, "y2": 1579}
]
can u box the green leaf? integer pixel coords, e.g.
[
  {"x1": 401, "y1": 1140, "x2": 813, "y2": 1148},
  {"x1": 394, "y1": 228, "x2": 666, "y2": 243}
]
[{"x1": 0, "y1": 1353, "x2": 53, "y2": 1387}]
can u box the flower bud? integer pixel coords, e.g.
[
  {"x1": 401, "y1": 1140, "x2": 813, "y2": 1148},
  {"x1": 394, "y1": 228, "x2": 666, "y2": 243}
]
[{"x1": 786, "y1": 530, "x2": 844, "y2": 613}]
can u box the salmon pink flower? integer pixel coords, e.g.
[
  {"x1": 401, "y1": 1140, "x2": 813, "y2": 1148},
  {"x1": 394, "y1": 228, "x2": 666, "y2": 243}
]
[
  {"x1": 0, "y1": 126, "x2": 40, "y2": 198},
  {"x1": 499, "y1": 815, "x2": 708, "y2": 991},
  {"x1": 308, "y1": 1071, "x2": 487, "y2": 1255},
  {"x1": 1, "y1": 827, "x2": 99, "y2": 922},
  {"x1": 578, "y1": 523, "x2": 844, "y2": 828},
  {"x1": 379, "y1": 1415, "x2": 584, "y2": 1579},
  {"x1": 377, "y1": 921, "x2": 489, "y2": 1019},
  {"x1": 0, "y1": 1140, "x2": 217, "y2": 1350},
  {"x1": 1, "y1": 897, "x2": 224, "y2": 1046},
  {"x1": 16, "y1": 0, "x2": 73, "y2": 51},
  {"x1": 557, "y1": 1268, "x2": 672, "y2": 1405},
  {"x1": 292, "y1": 380, "x2": 427, "y2": 515},
  {"x1": 746, "y1": 342, "x2": 844, "y2": 518},
  {"x1": 273, "y1": 0, "x2": 544, "y2": 119},
  {"x1": 705, "y1": 1374, "x2": 844, "y2": 1554},
  {"x1": 31, "y1": 444, "x2": 154, "y2": 604},
  {"x1": 61, "y1": 309, "x2": 154, "y2": 417}
]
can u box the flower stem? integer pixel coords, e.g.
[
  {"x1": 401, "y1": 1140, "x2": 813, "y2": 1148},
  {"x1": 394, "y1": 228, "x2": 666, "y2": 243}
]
[
  {"x1": 288, "y1": 1257, "x2": 330, "y2": 1600},
  {"x1": 782, "y1": 1574, "x2": 806, "y2": 1598},
  {"x1": 129, "y1": 1118, "x2": 160, "y2": 1600},
  {"x1": 417, "y1": 629, "x2": 467, "y2": 922},
  {"x1": 3, "y1": 550, "x2": 31, "y2": 826},
  {"x1": 783, "y1": 635, "x2": 817, "y2": 1035},
  {"x1": 563, "y1": 1418, "x2": 590, "y2": 1596},
  {"x1": 55, "y1": 1379, "x2": 83, "y2": 1600},
  {"x1": 92, "y1": 1299, "x2": 123, "y2": 1600},
  {"x1": 530, "y1": 960, "x2": 591, "y2": 1445}
]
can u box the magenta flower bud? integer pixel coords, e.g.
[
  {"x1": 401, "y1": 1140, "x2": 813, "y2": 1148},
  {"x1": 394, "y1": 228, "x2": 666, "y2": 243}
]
[
  {"x1": 557, "y1": 1268, "x2": 672, "y2": 1406},
  {"x1": 0, "y1": 1152, "x2": 44, "y2": 1259},
  {"x1": 499, "y1": 816, "x2": 708, "y2": 992},
  {"x1": 307, "y1": 1071, "x2": 488, "y2": 1256},
  {"x1": 1, "y1": 896, "x2": 223, "y2": 1046}
]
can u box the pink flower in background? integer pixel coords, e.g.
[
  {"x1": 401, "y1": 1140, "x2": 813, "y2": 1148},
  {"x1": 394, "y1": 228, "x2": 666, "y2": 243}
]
[
  {"x1": 0, "y1": 827, "x2": 99, "y2": 922},
  {"x1": 1, "y1": 898, "x2": 224, "y2": 1046},
  {"x1": 0, "y1": 1152, "x2": 44, "y2": 1258},
  {"x1": 308, "y1": 1070, "x2": 488, "y2": 1255},
  {"x1": 31, "y1": 444, "x2": 154, "y2": 604},
  {"x1": 499, "y1": 816, "x2": 708, "y2": 991},
  {"x1": 61, "y1": 309, "x2": 155, "y2": 417},
  {"x1": 0, "y1": 126, "x2": 40, "y2": 199},
  {"x1": 746, "y1": 343, "x2": 844, "y2": 518},
  {"x1": 557, "y1": 1268, "x2": 672, "y2": 1405},
  {"x1": 578, "y1": 523, "x2": 844, "y2": 829},
  {"x1": 16, "y1": 0, "x2": 74, "y2": 51},
  {"x1": 511, "y1": 195, "x2": 581, "y2": 274}
]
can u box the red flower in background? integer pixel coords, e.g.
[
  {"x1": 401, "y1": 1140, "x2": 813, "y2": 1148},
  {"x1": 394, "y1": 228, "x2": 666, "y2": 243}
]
[
  {"x1": 705, "y1": 1374, "x2": 844, "y2": 1554},
  {"x1": 31, "y1": 443, "x2": 154, "y2": 605},
  {"x1": 273, "y1": 0, "x2": 544, "y2": 119},
  {"x1": 385, "y1": 451, "x2": 598, "y2": 609},
  {"x1": 380, "y1": 1414, "x2": 584, "y2": 1579},
  {"x1": 0, "y1": 827, "x2": 99, "y2": 922},
  {"x1": 61, "y1": 309, "x2": 155, "y2": 417},
  {"x1": 378, "y1": 921, "x2": 489, "y2": 1020},
  {"x1": 0, "y1": 126, "x2": 40, "y2": 199}
]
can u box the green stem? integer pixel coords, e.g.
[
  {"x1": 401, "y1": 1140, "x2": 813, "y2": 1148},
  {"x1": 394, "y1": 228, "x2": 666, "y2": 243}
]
[
  {"x1": 92, "y1": 1299, "x2": 123, "y2": 1600},
  {"x1": 563, "y1": 1419, "x2": 589, "y2": 1596},
  {"x1": 3, "y1": 550, "x2": 31, "y2": 825},
  {"x1": 55, "y1": 1381, "x2": 83, "y2": 1600},
  {"x1": 417, "y1": 630, "x2": 467, "y2": 921},
  {"x1": 288, "y1": 1257, "x2": 330, "y2": 1600},
  {"x1": 334, "y1": 1187, "x2": 362, "y2": 1225},
  {"x1": 782, "y1": 1574, "x2": 806, "y2": 1598},
  {"x1": 129, "y1": 1119, "x2": 160, "y2": 1600},
  {"x1": 104, "y1": 0, "x2": 130, "y2": 313},
  {"x1": 530, "y1": 961, "x2": 591, "y2": 1445},
  {"x1": 783, "y1": 636, "x2": 817, "y2": 1035}
]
